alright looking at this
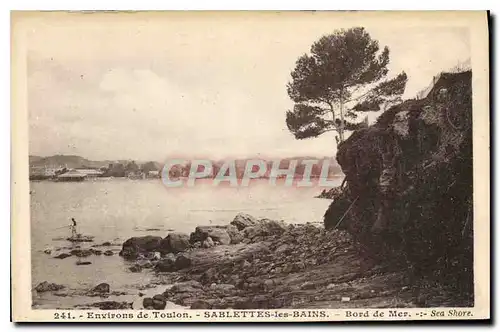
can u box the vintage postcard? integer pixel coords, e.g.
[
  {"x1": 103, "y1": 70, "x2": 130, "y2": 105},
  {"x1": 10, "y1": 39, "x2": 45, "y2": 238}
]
[{"x1": 11, "y1": 11, "x2": 490, "y2": 322}]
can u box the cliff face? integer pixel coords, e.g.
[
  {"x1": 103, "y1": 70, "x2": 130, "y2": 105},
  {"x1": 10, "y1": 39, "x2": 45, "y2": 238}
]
[{"x1": 324, "y1": 71, "x2": 473, "y2": 297}]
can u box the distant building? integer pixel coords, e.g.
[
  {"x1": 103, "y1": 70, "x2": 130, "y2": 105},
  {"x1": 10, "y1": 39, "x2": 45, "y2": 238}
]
[
  {"x1": 147, "y1": 170, "x2": 160, "y2": 178},
  {"x1": 29, "y1": 166, "x2": 65, "y2": 180},
  {"x1": 57, "y1": 170, "x2": 87, "y2": 182},
  {"x1": 74, "y1": 169, "x2": 104, "y2": 178}
]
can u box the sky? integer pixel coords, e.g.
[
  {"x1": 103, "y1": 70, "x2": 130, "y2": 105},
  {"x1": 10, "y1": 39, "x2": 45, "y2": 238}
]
[{"x1": 26, "y1": 12, "x2": 472, "y2": 161}]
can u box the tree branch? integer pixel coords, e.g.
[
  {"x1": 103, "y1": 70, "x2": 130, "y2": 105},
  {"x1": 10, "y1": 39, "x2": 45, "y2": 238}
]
[{"x1": 344, "y1": 88, "x2": 373, "y2": 103}]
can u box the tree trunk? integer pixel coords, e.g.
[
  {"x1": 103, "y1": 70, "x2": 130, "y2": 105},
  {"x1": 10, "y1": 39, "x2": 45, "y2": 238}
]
[{"x1": 339, "y1": 91, "x2": 345, "y2": 142}]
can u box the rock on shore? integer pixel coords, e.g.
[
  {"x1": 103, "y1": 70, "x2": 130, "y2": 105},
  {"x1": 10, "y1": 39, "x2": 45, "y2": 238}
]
[{"x1": 116, "y1": 212, "x2": 470, "y2": 310}]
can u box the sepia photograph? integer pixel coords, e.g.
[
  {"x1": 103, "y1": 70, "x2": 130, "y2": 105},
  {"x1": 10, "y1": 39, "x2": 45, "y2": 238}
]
[{"x1": 11, "y1": 10, "x2": 490, "y2": 322}]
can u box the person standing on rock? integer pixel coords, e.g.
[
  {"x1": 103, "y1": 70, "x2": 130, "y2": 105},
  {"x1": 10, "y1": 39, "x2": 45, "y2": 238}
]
[{"x1": 70, "y1": 218, "x2": 78, "y2": 238}]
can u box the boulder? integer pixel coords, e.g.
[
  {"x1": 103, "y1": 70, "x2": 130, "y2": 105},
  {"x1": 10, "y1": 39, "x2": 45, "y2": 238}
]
[
  {"x1": 143, "y1": 297, "x2": 154, "y2": 309},
  {"x1": 243, "y1": 226, "x2": 260, "y2": 240},
  {"x1": 92, "y1": 283, "x2": 110, "y2": 294},
  {"x1": 202, "y1": 237, "x2": 214, "y2": 248},
  {"x1": 231, "y1": 213, "x2": 258, "y2": 231},
  {"x1": 35, "y1": 281, "x2": 64, "y2": 293},
  {"x1": 152, "y1": 294, "x2": 167, "y2": 309},
  {"x1": 119, "y1": 236, "x2": 162, "y2": 259},
  {"x1": 70, "y1": 249, "x2": 92, "y2": 257},
  {"x1": 226, "y1": 225, "x2": 244, "y2": 244},
  {"x1": 175, "y1": 254, "x2": 192, "y2": 270},
  {"x1": 159, "y1": 232, "x2": 190, "y2": 254},
  {"x1": 54, "y1": 253, "x2": 72, "y2": 259},
  {"x1": 243, "y1": 219, "x2": 287, "y2": 240},
  {"x1": 155, "y1": 258, "x2": 176, "y2": 272},
  {"x1": 260, "y1": 219, "x2": 287, "y2": 235},
  {"x1": 190, "y1": 226, "x2": 231, "y2": 245}
]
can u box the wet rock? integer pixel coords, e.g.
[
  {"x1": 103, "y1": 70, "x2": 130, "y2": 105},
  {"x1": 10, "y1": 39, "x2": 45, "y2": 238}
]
[
  {"x1": 143, "y1": 297, "x2": 154, "y2": 309},
  {"x1": 43, "y1": 248, "x2": 52, "y2": 255},
  {"x1": 152, "y1": 294, "x2": 167, "y2": 309},
  {"x1": 103, "y1": 250, "x2": 114, "y2": 256},
  {"x1": 54, "y1": 253, "x2": 72, "y2": 259},
  {"x1": 159, "y1": 232, "x2": 190, "y2": 254},
  {"x1": 190, "y1": 226, "x2": 231, "y2": 245},
  {"x1": 91, "y1": 249, "x2": 103, "y2": 255},
  {"x1": 101, "y1": 241, "x2": 112, "y2": 246},
  {"x1": 155, "y1": 258, "x2": 176, "y2": 272},
  {"x1": 35, "y1": 281, "x2": 65, "y2": 293},
  {"x1": 70, "y1": 249, "x2": 93, "y2": 257},
  {"x1": 119, "y1": 236, "x2": 162, "y2": 259},
  {"x1": 202, "y1": 237, "x2": 214, "y2": 248},
  {"x1": 76, "y1": 261, "x2": 92, "y2": 266},
  {"x1": 175, "y1": 254, "x2": 192, "y2": 270},
  {"x1": 231, "y1": 213, "x2": 258, "y2": 231},
  {"x1": 92, "y1": 283, "x2": 110, "y2": 294}
]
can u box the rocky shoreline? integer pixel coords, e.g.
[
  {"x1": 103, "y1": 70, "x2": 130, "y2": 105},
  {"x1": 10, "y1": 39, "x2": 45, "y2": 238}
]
[{"x1": 35, "y1": 212, "x2": 472, "y2": 310}]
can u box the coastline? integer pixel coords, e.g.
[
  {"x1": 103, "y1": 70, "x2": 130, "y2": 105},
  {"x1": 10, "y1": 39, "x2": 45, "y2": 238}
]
[{"x1": 33, "y1": 213, "x2": 472, "y2": 310}]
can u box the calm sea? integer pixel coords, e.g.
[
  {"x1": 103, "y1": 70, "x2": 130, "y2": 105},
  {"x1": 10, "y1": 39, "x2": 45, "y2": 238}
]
[{"x1": 29, "y1": 177, "x2": 340, "y2": 309}]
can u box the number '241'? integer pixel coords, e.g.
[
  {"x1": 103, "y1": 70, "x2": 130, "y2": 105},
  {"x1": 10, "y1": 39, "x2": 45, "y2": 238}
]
[{"x1": 54, "y1": 312, "x2": 74, "y2": 319}]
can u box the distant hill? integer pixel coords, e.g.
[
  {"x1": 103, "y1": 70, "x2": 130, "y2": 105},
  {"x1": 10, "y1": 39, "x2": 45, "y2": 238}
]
[
  {"x1": 29, "y1": 155, "x2": 115, "y2": 169},
  {"x1": 29, "y1": 155, "x2": 342, "y2": 177}
]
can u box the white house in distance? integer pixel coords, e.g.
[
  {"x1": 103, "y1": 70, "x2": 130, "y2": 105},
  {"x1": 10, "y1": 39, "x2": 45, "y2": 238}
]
[
  {"x1": 147, "y1": 170, "x2": 160, "y2": 178},
  {"x1": 74, "y1": 169, "x2": 104, "y2": 178},
  {"x1": 57, "y1": 170, "x2": 87, "y2": 182}
]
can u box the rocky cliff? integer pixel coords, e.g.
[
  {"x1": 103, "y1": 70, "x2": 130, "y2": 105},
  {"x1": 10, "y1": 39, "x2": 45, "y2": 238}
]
[{"x1": 324, "y1": 71, "x2": 473, "y2": 300}]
